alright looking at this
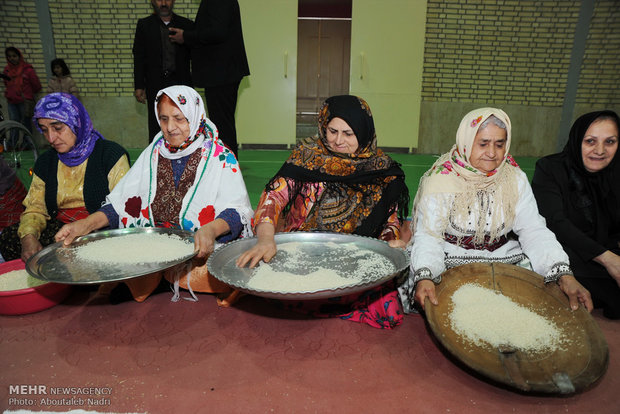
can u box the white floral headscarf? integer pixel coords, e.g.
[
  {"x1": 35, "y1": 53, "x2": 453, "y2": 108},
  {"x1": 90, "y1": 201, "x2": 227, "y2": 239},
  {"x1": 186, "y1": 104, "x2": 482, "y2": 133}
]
[{"x1": 154, "y1": 85, "x2": 217, "y2": 160}]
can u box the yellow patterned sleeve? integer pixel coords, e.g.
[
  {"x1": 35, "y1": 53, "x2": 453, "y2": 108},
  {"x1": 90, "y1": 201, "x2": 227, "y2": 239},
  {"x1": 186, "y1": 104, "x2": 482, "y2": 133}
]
[
  {"x1": 107, "y1": 154, "x2": 130, "y2": 191},
  {"x1": 17, "y1": 174, "x2": 50, "y2": 240}
]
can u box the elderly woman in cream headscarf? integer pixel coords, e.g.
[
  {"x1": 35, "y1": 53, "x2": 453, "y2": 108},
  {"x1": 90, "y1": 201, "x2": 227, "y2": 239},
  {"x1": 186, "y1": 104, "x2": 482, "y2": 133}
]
[
  {"x1": 398, "y1": 107, "x2": 592, "y2": 313},
  {"x1": 55, "y1": 85, "x2": 253, "y2": 304}
]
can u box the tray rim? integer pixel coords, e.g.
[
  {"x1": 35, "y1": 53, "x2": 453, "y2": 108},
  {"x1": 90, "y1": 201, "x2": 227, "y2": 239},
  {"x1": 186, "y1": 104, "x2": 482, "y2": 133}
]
[
  {"x1": 424, "y1": 262, "x2": 609, "y2": 394},
  {"x1": 25, "y1": 227, "x2": 197, "y2": 285},
  {"x1": 207, "y1": 231, "x2": 410, "y2": 300}
]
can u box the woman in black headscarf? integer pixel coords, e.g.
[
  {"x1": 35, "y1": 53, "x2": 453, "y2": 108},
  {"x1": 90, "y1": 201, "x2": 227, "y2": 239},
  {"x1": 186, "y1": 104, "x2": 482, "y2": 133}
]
[
  {"x1": 532, "y1": 110, "x2": 620, "y2": 319},
  {"x1": 237, "y1": 95, "x2": 409, "y2": 329}
]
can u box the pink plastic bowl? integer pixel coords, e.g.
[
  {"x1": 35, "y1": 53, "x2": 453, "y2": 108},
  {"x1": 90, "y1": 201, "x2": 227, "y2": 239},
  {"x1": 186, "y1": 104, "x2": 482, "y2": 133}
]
[{"x1": 0, "y1": 259, "x2": 72, "y2": 316}]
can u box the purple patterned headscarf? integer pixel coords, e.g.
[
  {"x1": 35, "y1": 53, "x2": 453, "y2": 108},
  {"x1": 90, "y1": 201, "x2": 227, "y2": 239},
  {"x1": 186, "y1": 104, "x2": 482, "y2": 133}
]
[{"x1": 33, "y1": 93, "x2": 104, "y2": 167}]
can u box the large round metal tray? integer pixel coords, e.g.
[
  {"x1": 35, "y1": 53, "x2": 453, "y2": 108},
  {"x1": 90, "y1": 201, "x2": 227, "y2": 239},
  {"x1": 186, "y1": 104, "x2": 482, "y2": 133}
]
[
  {"x1": 425, "y1": 262, "x2": 608, "y2": 394},
  {"x1": 207, "y1": 232, "x2": 409, "y2": 300},
  {"x1": 26, "y1": 227, "x2": 196, "y2": 284}
]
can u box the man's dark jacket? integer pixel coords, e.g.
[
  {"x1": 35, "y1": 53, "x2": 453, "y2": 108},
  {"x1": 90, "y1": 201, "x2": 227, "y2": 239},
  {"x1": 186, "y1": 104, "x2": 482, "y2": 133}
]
[
  {"x1": 133, "y1": 13, "x2": 194, "y2": 96},
  {"x1": 183, "y1": 0, "x2": 250, "y2": 87}
]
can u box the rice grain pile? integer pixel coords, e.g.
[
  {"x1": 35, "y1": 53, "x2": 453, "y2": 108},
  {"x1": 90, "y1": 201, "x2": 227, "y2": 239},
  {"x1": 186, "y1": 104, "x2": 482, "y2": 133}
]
[
  {"x1": 245, "y1": 241, "x2": 394, "y2": 293},
  {"x1": 73, "y1": 233, "x2": 193, "y2": 265},
  {"x1": 449, "y1": 283, "x2": 562, "y2": 352},
  {"x1": 292, "y1": 241, "x2": 394, "y2": 279},
  {"x1": 0, "y1": 269, "x2": 47, "y2": 291},
  {"x1": 247, "y1": 263, "x2": 355, "y2": 292}
]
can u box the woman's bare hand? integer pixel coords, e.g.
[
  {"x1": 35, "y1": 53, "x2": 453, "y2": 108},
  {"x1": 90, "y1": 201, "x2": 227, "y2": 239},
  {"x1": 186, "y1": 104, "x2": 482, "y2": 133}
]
[
  {"x1": 20, "y1": 234, "x2": 42, "y2": 262},
  {"x1": 236, "y1": 238, "x2": 277, "y2": 268},
  {"x1": 236, "y1": 223, "x2": 277, "y2": 268},
  {"x1": 194, "y1": 223, "x2": 217, "y2": 259},
  {"x1": 557, "y1": 275, "x2": 593, "y2": 312},
  {"x1": 413, "y1": 279, "x2": 439, "y2": 311},
  {"x1": 388, "y1": 239, "x2": 407, "y2": 249},
  {"x1": 54, "y1": 212, "x2": 109, "y2": 246},
  {"x1": 594, "y1": 250, "x2": 620, "y2": 288}
]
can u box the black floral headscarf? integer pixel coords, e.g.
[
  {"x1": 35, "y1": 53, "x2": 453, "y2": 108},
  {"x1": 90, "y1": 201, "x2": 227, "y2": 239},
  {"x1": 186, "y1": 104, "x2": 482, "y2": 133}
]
[
  {"x1": 266, "y1": 95, "x2": 409, "y2": 237},
  {"x1": 563, "y1": 110, "x2": 620, "y2": 232}
]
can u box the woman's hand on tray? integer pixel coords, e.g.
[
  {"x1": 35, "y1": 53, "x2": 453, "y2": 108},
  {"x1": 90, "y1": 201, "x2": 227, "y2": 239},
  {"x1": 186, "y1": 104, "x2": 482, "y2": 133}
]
[
  {"x1": 236, "y1": 223, "x2": 277, "y2": 268},
  {"x1": 20, "y1": 234, "x2": 42, "y2": 262},
  {"x1": 415, "y1": 279, "x2": 439, "y2": 311},
  {"x1": 54, "y1": 211, "x2": 109, "y2": 246},
  {"x1": 388, "y1": 239, "x2": 407, "y2": 249}
]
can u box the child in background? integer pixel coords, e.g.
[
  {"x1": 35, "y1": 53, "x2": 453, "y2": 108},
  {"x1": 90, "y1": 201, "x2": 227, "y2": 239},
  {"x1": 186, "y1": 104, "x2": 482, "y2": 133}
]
[
  {"x1": 2, "y1": 47, "x2": 41, "y2": 136},
  {"x1": 47, "y1": 58, "x2": 79, "y2": 99}
]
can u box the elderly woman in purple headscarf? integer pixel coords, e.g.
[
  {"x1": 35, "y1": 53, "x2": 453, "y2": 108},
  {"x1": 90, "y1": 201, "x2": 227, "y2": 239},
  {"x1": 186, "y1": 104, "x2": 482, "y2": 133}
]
[{"x1": 0, "y1": 93, "x2": 130, "y2": 262}]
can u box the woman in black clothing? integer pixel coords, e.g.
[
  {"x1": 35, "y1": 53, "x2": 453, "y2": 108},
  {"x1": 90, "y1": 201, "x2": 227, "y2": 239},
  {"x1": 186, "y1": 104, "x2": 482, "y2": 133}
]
[{"x1": 532, "y1": 110, "x2": 620, "y2": 319}]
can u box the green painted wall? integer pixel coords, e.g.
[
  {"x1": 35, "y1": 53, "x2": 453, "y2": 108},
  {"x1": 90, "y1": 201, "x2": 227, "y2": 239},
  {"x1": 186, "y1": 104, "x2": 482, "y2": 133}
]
[
  {"x1": 1, "y1": 0, "x2": 618, "y2": 156},
  {"x1": 350, "y1": 0, "x2": 427, "y2": 150},
  {"x1": 236, "y1": 0, "x2": 297, "y2": 147}
]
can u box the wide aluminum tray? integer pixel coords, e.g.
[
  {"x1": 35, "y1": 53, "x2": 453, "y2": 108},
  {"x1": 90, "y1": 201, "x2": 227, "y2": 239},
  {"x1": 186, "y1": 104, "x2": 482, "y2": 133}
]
[
  {"x1": 26, "y1": 227, "x2": 196, "y2": 284},
  {"x1": 207, "y1": 232, "x2": 409, "y2": 300}
]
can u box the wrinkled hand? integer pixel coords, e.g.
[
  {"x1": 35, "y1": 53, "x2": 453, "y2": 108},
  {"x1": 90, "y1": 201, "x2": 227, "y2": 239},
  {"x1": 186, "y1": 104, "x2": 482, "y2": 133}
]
[
  {"x1": 54, "y1": 220, "x2": 95, "y2": 246},
  {"x1": 21, "y1": 234, "x2": 42, "y2": 262},
  {"x1": 388, "y1": 239, "x2": 407, "y2": 249},
  {"x1": 194, "y1": 223, "x2": 218, "y2": 259},
  {"x1": 168, "y1": 27, "x2": 184, "y2": 44},
  {"x1": 595, "y1": 250, "x2": 620, "y2": 288},
  {"x1": 557, "y1": 275, "x2": 593, "y2": 312},
  {"x1": 414, "y1": 279, "x2": 439, "y2": 311},
  {"x1": 236, "y1": 238, "x2": 277, "y2": 268},
  {"x1": 134, "y1": 89, "x2": 146, "y2": 104}
]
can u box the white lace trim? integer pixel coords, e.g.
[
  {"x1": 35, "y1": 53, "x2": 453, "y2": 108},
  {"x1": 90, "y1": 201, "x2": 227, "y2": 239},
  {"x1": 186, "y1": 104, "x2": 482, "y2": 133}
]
[{"x1": 171, "y1": 262, "x2": 198, "y2": 302}]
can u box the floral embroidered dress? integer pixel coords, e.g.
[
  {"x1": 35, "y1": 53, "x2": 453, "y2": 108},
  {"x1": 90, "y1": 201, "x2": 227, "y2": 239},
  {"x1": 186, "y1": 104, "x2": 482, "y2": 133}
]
[
  {"x1": 254, "y1": 95, "x2": 409, "y2": 329},
  {"x1": 255, "y1": 166, "x2": 402, "y2": 240},
  {"x1": 104, "y1": 86, "x2": 253, "y2": 302},
  {"x1": 399, "y1": 107, "x2": 573, "y2": 313}
]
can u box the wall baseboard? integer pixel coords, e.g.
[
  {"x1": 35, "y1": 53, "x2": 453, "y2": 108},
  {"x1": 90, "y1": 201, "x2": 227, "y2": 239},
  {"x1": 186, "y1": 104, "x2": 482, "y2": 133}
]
[{"x1": 241, "y1": 143, "x2": 290, "y2": 150}]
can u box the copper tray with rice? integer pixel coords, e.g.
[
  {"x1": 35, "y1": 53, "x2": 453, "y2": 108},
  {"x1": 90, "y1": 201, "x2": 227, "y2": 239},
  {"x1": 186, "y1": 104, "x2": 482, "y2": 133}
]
[
  {"x1": 26, "y1": 227, "x2": 197, "y2": 284},
  {"x1": 207, "y1": 232, "x2": 409, "y2": 300},
  {"x1": 424, "y1": 262, "x2": 608, "y2": 394}
]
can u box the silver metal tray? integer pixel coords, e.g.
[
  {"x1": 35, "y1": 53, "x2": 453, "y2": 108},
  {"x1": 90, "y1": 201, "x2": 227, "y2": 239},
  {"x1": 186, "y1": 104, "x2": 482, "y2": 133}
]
[
  {"x1": 207, "y1": 232, "x2": 409, "y2": 300},
  {"x1": 26, "y1": 227, "x2": 196, "y2": 284}
]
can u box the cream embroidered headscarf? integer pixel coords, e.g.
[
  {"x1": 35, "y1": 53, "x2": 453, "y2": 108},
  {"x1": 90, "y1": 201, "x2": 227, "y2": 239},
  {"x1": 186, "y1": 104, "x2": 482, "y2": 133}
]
[{"x1": 411, "y1": 107, "x2": 521, "y2": 245}]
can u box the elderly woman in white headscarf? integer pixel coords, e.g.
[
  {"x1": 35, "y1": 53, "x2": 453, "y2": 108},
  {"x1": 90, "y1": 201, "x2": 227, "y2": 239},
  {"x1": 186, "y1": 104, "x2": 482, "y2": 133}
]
[
  {"x1": 55, "y1": 85, "x2": 253, "y2": 304},
  {"x1": 398, "y1": 107, "x2": 592, "y2": 313}
]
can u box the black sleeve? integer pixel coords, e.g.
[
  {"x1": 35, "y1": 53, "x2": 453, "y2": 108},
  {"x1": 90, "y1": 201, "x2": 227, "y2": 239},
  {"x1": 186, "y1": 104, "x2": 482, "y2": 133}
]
[
  {"x1": 101, "y1": 140, "x2": 130, "y2": 172},
  {"x1": 532, "y1": 157, "x2": 607, "y2": 262},
  {"x1": 132, "y1": 18, "x2": 147, "y2": 90},
  {"x1": 183, "y1": 0, "x2": 234, "y2": 46}
]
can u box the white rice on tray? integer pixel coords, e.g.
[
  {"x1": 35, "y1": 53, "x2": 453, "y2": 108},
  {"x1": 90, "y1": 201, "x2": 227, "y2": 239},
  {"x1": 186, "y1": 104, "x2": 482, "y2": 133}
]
[
  {"x1": 0, "y1": 269, "x2": 47, "y2": 291},
  {"x1": 324, "y1": 241, "x2": 396, "y2": 275},
  {"x1": 245, "y1": 241, "x2": 394, "y2": 292},
  {"x1": 72, "y1": 233, "x2": 194, "y2": 265},
  {"x1": 247, "y1": 262, "x2": 358, "y2": 292},
  {"x1": 449, "y1": 283, "x2": 563, "y2": 352}
]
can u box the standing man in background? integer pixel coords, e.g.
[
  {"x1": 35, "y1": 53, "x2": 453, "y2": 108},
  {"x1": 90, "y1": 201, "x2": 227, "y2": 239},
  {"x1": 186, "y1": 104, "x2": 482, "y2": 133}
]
[
  {"x1": 168, "y1": 0, "x2": 250, "y2": 157},
  {"x1": 133, "y1": 0, "x2": 194, "y2": 142}
]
